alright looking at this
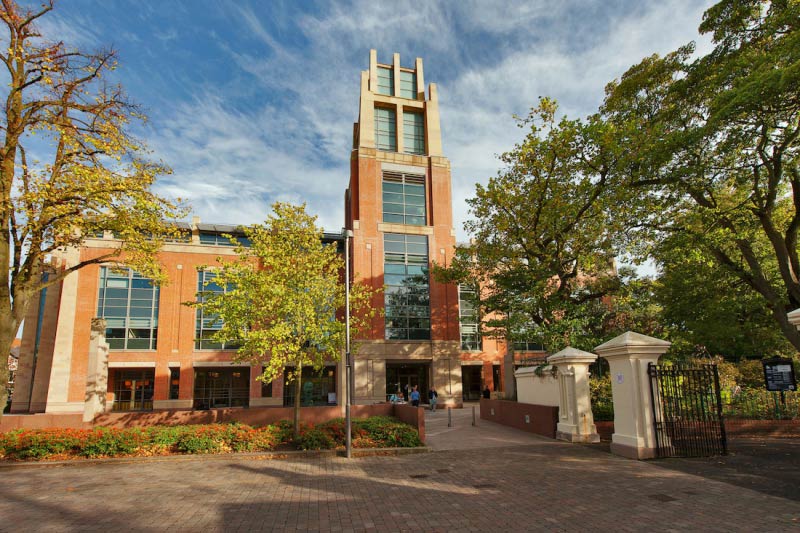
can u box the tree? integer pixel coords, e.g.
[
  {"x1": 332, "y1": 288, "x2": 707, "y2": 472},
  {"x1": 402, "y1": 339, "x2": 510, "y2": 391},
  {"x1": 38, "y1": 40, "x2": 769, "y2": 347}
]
[
  {"x1": 653, "y1": 231, "x2": 794, "y2": 360},
  {"x1": 191, "y1": 203, "x2": 377, "y2": 438},
  {"x1": 435, "y1": 99, "x2": 631, "y2": 353},
  {"x1": 602, "y1": 0, "x2": 800, "y2": 349},
  {"x1": 0, "y1": 1, "x2": 184, "y2": 414}
]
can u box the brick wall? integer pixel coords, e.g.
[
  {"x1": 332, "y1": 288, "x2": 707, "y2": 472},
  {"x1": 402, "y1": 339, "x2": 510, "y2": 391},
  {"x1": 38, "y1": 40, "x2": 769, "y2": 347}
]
[{"x1": 479, "y1": 398, "x2": 558, "y2": 439}]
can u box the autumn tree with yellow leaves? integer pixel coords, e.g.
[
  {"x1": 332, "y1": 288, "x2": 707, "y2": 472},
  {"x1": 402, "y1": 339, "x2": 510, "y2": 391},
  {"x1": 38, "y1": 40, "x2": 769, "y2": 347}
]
[{"x1": 0, "y1": 0, "x2": 184, "y2": 414}]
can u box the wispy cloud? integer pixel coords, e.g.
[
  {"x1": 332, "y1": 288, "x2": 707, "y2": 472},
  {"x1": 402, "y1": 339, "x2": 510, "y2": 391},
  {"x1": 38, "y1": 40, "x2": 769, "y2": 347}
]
[{"x1": 56, "y1": 0, "x2": 716, "y2": 238}]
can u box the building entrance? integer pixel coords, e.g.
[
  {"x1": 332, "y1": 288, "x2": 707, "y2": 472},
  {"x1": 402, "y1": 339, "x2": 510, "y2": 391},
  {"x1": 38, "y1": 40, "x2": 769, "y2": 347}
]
[
  {"x1": 386, "y1": 362, "x2": 430, "y2": 403},
  {"x1": 462, "y1": 365, "x2": 482, "y2": 401}
]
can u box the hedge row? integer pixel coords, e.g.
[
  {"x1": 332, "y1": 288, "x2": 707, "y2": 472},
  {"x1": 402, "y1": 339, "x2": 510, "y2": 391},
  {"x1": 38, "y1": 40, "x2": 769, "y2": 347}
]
[{"x1": 0, "y1": 416, "x2": 422, "y2": 460}]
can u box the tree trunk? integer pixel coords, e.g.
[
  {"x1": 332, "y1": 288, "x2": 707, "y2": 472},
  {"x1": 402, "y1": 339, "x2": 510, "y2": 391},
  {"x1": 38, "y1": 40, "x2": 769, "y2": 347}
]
[
  {"x1": 293, "y1": 361, "x2": 303, "y2": 439},
  {"x1": 0, "y1": 317, "x2": 20, "y2": 422}
]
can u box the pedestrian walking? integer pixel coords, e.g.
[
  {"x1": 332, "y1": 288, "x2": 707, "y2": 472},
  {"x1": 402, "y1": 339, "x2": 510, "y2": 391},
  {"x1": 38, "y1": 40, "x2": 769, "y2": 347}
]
[
  {"x1": 410, "y1": 386, "x2": 420, "y2": 407},
  {"x1": 428, "y1": 387, "x2": 438, "y2": 411}
]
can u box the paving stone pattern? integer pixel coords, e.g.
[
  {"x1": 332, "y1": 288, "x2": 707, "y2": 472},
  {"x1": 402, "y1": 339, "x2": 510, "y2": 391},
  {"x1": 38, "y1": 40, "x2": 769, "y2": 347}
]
[{"x1": 1, "y1": 430, "x2": 798, "y2": 532}]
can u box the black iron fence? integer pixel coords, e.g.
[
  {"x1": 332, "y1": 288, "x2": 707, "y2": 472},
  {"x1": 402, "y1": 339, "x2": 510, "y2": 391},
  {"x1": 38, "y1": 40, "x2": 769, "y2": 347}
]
[
  {"x1": 649, "y1": 363, "x2": 727, "y2": 458},
  {"x1": 723, "y1": 388, "x2": 799, "y2": 420}
]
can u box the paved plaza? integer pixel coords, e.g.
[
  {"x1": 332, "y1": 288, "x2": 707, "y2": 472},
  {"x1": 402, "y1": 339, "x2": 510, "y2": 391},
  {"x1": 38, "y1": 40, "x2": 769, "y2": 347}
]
[{"x1": 0, "y1": 408, "x2": 798, "y2": 532}]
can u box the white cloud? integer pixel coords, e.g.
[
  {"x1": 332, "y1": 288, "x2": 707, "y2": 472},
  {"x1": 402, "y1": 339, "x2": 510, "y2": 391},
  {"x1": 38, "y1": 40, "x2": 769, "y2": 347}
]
[{"x1": 136, "y1": 0, "x2": 716, "y2": 239}]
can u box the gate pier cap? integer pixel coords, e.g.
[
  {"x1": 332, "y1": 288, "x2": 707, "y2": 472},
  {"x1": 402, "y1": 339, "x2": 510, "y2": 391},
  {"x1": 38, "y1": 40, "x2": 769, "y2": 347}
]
[{"x1": 595, "y1": 332, "x2": 670, "y2": 460}]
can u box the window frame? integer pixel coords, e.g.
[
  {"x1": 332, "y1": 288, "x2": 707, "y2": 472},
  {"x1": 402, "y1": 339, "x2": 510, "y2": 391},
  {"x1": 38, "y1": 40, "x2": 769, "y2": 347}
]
[
  {"x1": 97, "y1": 267, "x2": 160, "y2": 351},
  {"x1": 374, "y1": 106, "x2": 397, "y2": 152},
  {"x1": 382, "y1": 171, "x2": 426, "y2": 226},
  {"x1": 384, "y1": 233, "x2": 431, "y2": 341}
]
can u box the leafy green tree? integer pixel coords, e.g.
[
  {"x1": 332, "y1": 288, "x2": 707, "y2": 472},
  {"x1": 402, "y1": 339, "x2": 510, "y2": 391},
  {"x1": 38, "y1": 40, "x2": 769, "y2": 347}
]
[
  {"x1": 435, "y1": 99, "x2": 631, "y2": 353},
  {"x1": 191, "y1": 203, "x2": 377, "y2": 438},
  {"x1": 654, "y1": 231, "x2": 795, "y2": 360},
  {"x1": 602, "y1": 0, "x2": 800, "y2": 349},
  {"x1": 0, "y1": 1, "x2": 184, "y2": 415}
]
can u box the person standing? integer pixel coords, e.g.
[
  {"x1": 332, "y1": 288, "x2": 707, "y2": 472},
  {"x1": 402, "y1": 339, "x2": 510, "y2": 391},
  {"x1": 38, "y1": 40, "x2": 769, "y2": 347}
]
[
  {"x1": 428, "y1": 387, "x2": 438, "y2": 411},
  {"x1": 410, "y1": 386, "x2": 421, "y2": 407},
  {"x1": 482, "y1": 386, "x2": 491, "y2": 399}
]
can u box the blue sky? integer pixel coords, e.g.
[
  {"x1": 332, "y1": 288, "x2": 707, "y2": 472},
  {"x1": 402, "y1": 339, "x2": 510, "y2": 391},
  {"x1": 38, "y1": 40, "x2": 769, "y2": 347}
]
[{"x1": 33, "y1": 0, "x2": 715, "y2": 239}]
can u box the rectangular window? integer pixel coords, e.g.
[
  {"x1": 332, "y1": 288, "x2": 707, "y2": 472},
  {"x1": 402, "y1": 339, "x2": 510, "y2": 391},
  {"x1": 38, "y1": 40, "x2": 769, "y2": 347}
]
[
  {"x1": 458, "y1": 285, "x2": 481, "y2": 351},
  {"x1": 384, "y1": 233, "x2": 430, "y2": 340},
  {"x1": 169, "y1": 367, "x2": 180, "y2": 400},
  {"x1": 376, "y1": 66, "x2": 393, "y2": 96},
  {"x1": 261, "y1": 366, "x2": 273, "y2": 398},
  {"x1": 195, "y1": 270, "x2": 238, "y2": 350},
  {"x1": 282, "y1": 366, "x2": 337, "y2": 406},
  {"x1": 512, "y1": 340, "x2": 545, "y2": 352},
  {"x1": 374, "y1": 107, "x2": 397, "y2": 151},
  {"x1": 97, "y1": 267, "x2": 159, "y2": 351},
  {"x1": 382, "y1": 171, "x2": 426, "y2": 226},
  {"x1": 198, "y1": 232, "x2": 250, "y2": 247},
  {"x1": 111, "y1": 369, "x2": 154, "y2": 411},
  {"x1": 402, "y1": 111, "x2": 424, "y2": 155},
  {"x1": 399, "y1": 70, "x2": 416, "y2": 99},
  {"x1": 193, "y1": 367, "x2": 250, "y2": 409}
]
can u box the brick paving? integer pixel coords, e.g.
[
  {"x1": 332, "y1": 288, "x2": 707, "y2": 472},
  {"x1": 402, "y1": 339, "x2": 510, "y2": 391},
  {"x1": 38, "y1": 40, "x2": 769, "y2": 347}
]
[{"x1": 1, "y1": 407, "x2": 798, "y2": 532}]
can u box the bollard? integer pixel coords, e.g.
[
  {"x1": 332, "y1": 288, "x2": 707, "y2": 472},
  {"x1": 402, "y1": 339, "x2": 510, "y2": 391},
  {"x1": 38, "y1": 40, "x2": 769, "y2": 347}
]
[
  {"x1": 448, "y1": 407, "x2": 452, "y2": 428},
  {"x1": 472, "y1": 405, "x2": 476, "y2": 426}
]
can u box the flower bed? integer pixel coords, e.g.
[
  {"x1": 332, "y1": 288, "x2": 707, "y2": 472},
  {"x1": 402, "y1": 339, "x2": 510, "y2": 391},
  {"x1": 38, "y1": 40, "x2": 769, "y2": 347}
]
[{"x1": 0, "y1": 416, "x2": 422, "y2": 461}]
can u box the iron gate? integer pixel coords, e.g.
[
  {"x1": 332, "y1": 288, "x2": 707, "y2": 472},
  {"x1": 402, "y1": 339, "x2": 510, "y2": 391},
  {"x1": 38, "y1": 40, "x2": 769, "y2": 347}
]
[{"x1": 648, "y1": 363, "x2": 727, "y2": 458}]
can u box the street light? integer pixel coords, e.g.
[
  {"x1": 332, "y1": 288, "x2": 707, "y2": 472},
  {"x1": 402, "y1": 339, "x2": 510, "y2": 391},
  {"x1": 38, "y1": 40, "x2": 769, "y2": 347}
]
[{"x1": 344, "y1": 228, "x2": 353, "y2": 459}]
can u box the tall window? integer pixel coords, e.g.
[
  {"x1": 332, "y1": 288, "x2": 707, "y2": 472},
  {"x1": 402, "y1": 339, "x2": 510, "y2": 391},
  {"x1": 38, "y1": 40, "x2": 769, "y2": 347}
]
[
  {"x1": 374, "y1": 107, "x2": 397, "y2": 151},
  {"x1": 195, "y1": 270, "x2": 237, "y2": 350},
  {"x1": 377, "y1": 66, "x2": 393, "y2": 96},
  {"x1": 97, "y1": 267, "x2": 159, "y2": 350},
  {"x1": 458, "y1": 285, "x2": 481, "y2": 351},
  {"x1": 403, "y1": 111, "x2": 424, "y2": 155},
  {"x1": 383, "y1": 171, "x2": 425, "y2": 225},
  {"x1": 384, "y1": 233, "x2": 430, "y2": 340},
  {"x1": 399, "y1": 70, "x2": 416, "y2": 99}
]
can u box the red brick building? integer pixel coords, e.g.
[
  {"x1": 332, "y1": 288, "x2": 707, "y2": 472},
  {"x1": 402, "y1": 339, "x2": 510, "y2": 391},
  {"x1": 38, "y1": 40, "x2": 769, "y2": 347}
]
[{"x1": 10, "y1": 51, "x2": 535, "y2": 417}]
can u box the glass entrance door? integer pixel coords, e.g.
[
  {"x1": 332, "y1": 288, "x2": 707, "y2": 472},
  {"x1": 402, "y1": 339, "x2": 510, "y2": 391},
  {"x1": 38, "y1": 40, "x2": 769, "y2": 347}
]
[{"x1": 386, "y1": 362, "x2": 430, "y2": 403}]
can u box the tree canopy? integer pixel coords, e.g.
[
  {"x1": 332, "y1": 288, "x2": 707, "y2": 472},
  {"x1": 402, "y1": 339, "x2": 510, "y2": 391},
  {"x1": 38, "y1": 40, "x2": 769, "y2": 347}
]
[
  {"x1": 0, "y1": 0, "x2": 184, "y2": 413},
  {"x1": 603, "y1": 0, "x2": 800, "y2": 350},
  {"x1": 435, "y1": 99, "x2": 631, "y2": 352},
  {"x1": 191, "y1": 203, "x2": 377, "y2": 436}
]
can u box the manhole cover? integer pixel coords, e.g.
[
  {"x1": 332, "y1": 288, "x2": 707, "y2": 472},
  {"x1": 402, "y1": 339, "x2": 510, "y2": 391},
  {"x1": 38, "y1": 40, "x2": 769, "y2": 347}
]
[
  {"x1": 649, "y1": 494, "x2": 678, "y2": 502},
  {"x1": 409, "y1": 474, "x2": 429, "y2": 479}
]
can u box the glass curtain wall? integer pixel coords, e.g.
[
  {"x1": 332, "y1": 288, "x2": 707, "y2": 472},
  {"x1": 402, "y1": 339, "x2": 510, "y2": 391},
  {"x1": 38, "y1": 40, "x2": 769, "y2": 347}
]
[{"x1": 384, "y1": 233, "x2": 430, "y2": 340}]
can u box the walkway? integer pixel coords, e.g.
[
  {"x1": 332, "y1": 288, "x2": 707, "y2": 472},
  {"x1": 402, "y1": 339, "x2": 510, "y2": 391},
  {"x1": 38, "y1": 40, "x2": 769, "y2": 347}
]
[{"x1": 1, "y1": 407, "x2": 798, "y2": 531}]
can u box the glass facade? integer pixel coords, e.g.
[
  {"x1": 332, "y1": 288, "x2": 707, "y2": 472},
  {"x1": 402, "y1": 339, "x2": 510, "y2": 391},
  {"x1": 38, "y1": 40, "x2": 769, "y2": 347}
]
[
  {"x1": 402, "y1": 111, "x2": 425, "y2": 155},
  {"x1": 458, "y1": 285, "x2": 481, "y2": 351},
  {"x1": 195, "y1": 270, "x2": 237, "y2": 350},
  {"x1": 384, "y1": 233, "x2": 430, "y2": 340},
  {"x1": 283, "y1": 366, "x2": 337, "y2": 406},
  {"x1": 374, "y1": 107, "x2": 397, "y2": 151},
  {"x1": 376, "y1": 66, "x2": 393, "y2": 96},
  {"x1": 399, "y1": 70, "x2": 416, "y2": 99},
  {"x1": 193, "y1": 367, "x2": 250, "y2": 409},
  {"x1": 97, "y1": 267, "x2": 159, "y2": 350},
  {"x1": 382, "y1": 171, "x2": 426, "y2": 225}
]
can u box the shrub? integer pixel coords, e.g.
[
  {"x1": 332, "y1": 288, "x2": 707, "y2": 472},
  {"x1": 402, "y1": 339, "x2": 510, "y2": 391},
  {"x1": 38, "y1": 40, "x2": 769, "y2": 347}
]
[
  {"x1": 295, "y1": 427, "x2": 335, "y2": 450},
  {"x1": 81, "y1": 428, "x2": 148, "y2": 457},
  {"x1": 3, "y1": 428, "x2": 84, "y2": 459},
  {"x1": 353, "y1": 416, "x2": 421, "y2": 448},
  {"x1": 590, "y1": 375, "x2": 614, "y2": 421}
]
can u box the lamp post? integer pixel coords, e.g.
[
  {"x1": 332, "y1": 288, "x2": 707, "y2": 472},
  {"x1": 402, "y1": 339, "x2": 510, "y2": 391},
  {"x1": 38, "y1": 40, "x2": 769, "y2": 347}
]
[{"x1": 344, "y1": 228, "x2": 353, "y2": 459}]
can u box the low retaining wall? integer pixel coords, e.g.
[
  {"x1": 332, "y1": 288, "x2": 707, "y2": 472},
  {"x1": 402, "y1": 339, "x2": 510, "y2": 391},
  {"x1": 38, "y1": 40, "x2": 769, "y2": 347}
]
[
  {"x1": 593, "y1": 419, "x2": 800, "y2": 441},
  {"x1": 725, "y1": 419, "x2": 800, "y2": 438},
  {"x1": 0, "y1": 403, "x2": 425, "y2": 442},
  {"x1": 479, "y1": 398, "x2": 558, "y2": 439}
]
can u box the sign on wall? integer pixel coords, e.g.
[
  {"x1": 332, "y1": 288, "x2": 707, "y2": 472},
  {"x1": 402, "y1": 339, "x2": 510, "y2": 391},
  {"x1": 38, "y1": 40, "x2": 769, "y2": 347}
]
[{"x1": 762, "y1": 357, "x2": 797, "y2": 392}]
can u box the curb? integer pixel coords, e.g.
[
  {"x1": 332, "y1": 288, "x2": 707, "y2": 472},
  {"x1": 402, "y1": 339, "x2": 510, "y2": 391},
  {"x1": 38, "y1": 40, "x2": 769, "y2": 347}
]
[{"x1": 0, "y1": 446, "x2": 430, "y2": 469}]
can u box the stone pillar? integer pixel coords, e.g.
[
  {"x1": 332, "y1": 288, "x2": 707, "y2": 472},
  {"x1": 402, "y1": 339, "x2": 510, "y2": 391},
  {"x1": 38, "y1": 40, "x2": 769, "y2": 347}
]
[
  {"x1": 547, "y1": 347, "x2": 599, "y2": 443},
  {"x1": 83, "y1": 318, "x2": 110, "y2": 422},
  {"x1": 595, "y1": 332, "x2": 670, "y2": 460},
  {"x1": 788, "y1": 308, "x2": 800, "y2": 331}
]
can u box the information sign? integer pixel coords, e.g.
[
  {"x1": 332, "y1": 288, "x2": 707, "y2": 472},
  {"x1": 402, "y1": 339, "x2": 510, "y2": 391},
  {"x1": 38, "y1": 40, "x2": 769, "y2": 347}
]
[{"x1": 762, "y1": 357, "x2": 797, "y2": 392}]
